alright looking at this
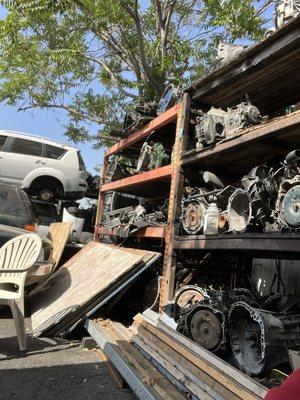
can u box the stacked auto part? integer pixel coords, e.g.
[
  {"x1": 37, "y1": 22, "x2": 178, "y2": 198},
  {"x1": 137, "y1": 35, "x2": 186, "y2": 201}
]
[
  {"x1": 181, "y1": 172, "x2": 251, "y2": 235},
  {"x1": 194, "y1": 102, "x2": 262, "y2": 149},
  {"x1": 266, "y1": 0, "x2": 300, "y2": 37},
  {"x1": 181, "y1": 150, "x2": 300, "y2": 235},
  {"x1": 269, "y1": 150, "x2": 300, "y2": 231},
  {"x1": 229, "y1": 298, "x2": 300, "y2": 376},
  {"x1": 105, "y1": 202, "x2": 166, "y2": 236},
  {"x1": 175, "y1": 286, "x2": 227, "y2": 352},
  {"x1": 174, "y1": 286, "x2": 300, "y2": 375}
]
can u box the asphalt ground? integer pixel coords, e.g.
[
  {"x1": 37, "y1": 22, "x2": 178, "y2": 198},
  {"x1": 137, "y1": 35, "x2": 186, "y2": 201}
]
[{"x1": 0, "y1": 313, "x2": 136, "y2": 400}]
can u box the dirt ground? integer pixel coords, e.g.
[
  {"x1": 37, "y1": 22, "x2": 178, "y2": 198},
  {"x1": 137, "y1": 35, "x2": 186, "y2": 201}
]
[{"x1": 0, "y1": 314, "x2": 136, "y2": 400}]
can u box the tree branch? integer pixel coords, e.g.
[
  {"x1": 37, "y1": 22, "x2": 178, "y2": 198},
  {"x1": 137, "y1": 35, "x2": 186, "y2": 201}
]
[{"x1": 119, "y1": 0, "x2": 163, "y2": 96}]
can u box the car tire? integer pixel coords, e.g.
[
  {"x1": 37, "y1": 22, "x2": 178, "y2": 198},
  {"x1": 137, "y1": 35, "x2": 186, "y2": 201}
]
[{"x1": 38, "y1": 188, "x2": 54, "y2": 202}]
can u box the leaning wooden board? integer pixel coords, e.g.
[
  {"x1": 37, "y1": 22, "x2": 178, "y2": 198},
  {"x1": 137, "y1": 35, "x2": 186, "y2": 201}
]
[
  {"x1": 49, "y1": 222, "x2": 73, "y2": 270},
  {"x1": 31, "y1": 242, "x2": 159, "y2": 336},
  {"x1": 45, "y1": 246, "x2": 161, "y2": 337}
]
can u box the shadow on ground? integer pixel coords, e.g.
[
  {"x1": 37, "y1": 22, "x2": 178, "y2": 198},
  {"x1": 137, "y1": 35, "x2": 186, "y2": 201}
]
[{"x1": 0, "y1": 317, "x2": 136, "y2": 400}]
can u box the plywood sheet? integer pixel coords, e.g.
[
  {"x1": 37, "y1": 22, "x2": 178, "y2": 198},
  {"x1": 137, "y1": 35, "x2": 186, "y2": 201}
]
[
  {"x1": 49, "y1": 222, "x2": 72, "y2": 270},
  {"x1": 31, "y1": 241, "x2": 157, "y2": 336}
]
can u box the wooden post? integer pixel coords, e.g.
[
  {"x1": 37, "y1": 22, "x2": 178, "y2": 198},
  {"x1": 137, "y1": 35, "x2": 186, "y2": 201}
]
[
  {"x1": 159, "y1": 93, "x2": 191, "y2": 309},
  {"x1": 94, "y1": 154, "x2": 109, "y2": 241}
]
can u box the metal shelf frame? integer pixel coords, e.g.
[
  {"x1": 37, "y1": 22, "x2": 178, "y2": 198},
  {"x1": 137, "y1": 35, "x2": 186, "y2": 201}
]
[{"x1": 94, "y1": 103, "x2": 182, "y2": 241}]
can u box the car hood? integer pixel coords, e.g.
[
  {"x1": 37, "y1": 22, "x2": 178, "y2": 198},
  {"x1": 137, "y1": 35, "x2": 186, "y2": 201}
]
[{"x1": 0, "y1": 224, "x2": 52, "y2": 246}]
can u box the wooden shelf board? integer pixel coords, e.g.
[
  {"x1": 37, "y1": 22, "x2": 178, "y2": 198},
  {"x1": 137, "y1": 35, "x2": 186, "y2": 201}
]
[
  {"x1": 96, "y1": 225, "x2": 166, "y2": 239},
  {"x1": 185, "y1": 17, "x2": 300, "y2": 115},
  {"x1": 105, "y1": 105, "x2": 179, "y2": 157},
  {"x1": 101, "y1": 165, "x2": 172, "y2": 197},
  {"x1": 182, "y1": 110, "x2": 300, "y2": 173},
  {"x1": 173, "y1": 233, "x2": 300, "y2": 256}
]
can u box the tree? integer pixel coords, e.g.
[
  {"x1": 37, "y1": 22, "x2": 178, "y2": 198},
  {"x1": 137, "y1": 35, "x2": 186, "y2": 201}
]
[{"x1": 0, "y1": 0, "x2": 274, "y2": 147}]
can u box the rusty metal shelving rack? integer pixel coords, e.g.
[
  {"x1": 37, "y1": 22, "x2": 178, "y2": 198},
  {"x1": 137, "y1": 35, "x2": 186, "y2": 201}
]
[
  {"x1": 94, "y1": 104, "x2": 180, "y2": 240},
  {"x1": 158, "y1": 16, "x2": 300, "y2": 308},
  {"x1": 95, "y1": 16, "x2": 300, "y2": 309},
  {"x1": 94, "y1": 97, "x2": 191, "y2": 310}
]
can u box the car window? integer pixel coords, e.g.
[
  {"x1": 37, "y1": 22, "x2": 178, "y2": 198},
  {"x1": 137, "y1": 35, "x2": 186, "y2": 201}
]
[
  {"x1": 0, "y1": 135, "x2": 7, "y2": 151},
  {"x1": 77, "y1": 151, "x2": 86, "y2": 171},
  {"x1": 10, "y1": 138, "x2": 43, "y2": 157},
  {"x1": 45, "y1": 144, "x2": 67, "y2": 160}
]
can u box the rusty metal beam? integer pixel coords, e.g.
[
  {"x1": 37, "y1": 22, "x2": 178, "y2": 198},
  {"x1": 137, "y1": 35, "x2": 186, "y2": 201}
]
[
  {"x1": 106, "y1": 105, "x2": 179, "y2": 157},
  {"x1": 100, "y1": 165, "x2": 171, "y2": 193}
]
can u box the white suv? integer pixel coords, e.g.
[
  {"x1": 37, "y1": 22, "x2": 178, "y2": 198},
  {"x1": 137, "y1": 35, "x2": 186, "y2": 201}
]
[{"x1": 0, "y1": 130, "x2": 88, "y2": 201}]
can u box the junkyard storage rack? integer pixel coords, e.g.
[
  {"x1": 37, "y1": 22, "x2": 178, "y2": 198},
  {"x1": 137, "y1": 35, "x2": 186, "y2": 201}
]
[{"x1": 95, "y1": 16, "x2": 300, "y2": 308}]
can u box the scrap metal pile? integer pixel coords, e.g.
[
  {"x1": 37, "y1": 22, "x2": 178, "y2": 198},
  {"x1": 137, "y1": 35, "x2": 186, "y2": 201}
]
[
  {"x1": 174, "y1": 285, "x2": 300, "y2": 376},
  {"x1": 181, "y1": 150, "x2": 300, "y2": 235}
]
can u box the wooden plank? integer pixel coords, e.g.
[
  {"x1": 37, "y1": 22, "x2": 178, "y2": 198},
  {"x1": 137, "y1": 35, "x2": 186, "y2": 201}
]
[
  {"x1": 49, "y1": 222, "x2": 72, "y2": 270},
  {"x1": 40, "y1": 246, "x2": 161, "y2": 337},
  {"x1": 187, "y1": 17, "x2": 300, "y2": 114},
  {"x1": 133, "y1": 333, "x2": 214, "y2": 400},
  {"x1": 31, "y1": 242, "x2": 156, "y2": 336},
  {"x1": 173, "y1": 233, "x2": 300, "y2": 255},
  {"x1": 94, "y1": 155, "x2": 109, "y2": 241},
  {"x1": 182, "y1": 110, "x2": 300, "y2": 167},
  {"x1": 106, "y1": 105, "x2": 179, "y2": 157},
  {"x1": 134, "y1": 314, "x2": 267, "y2": 400},
  {"x1": 96, "y1": 225, "x2": 166, "y2": 239},
  {"x1": 97, "y1": 319, "x2": 188, "y2": 400},
  {"x1": 100, "y1": 165, "x2": 171, "y2": 193},
  {"x1": 160, "y1": 95, "x2": 191, "y2": 308},
  {"x1": 131, "y1": 323, "x2": 232, "y2": 400}
]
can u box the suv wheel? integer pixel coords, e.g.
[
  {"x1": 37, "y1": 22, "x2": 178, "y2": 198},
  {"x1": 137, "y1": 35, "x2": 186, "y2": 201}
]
[{"x1": 38, "y1": 188, "x2": 54, "y2": 202}]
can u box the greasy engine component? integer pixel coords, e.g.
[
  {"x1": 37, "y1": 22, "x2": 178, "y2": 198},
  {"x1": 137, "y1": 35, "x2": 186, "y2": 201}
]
[
  {"x1": 122, "y1": 101, "x2": 157, "y2": 133},
  {"x1": 174, "y1": 285, "x2": 208, "y2": 313},
  {"x1": 105, "y1": 202, "x2": 166, "y2": 236},
  {"x1": 181, "y1": 175, "x2": 235, "y2": 235},
  {"x1": 276, "y1": 0, "x2": 300, "y2": 29},
  {"x1": 186, "y1": 304, "x2": 226, "y2": 352},
  {"x1": 215, "y1": 42, "x2": 246, "y2": 69},
  {"x1": 229, "y1": 301, "x2": 300, "y2": 376},
  {"x1": 227, "y1": 189, "x2": 252, "y2": 233},
  {"x1": 194, "y1": 107, "x2": 227, "y2": 149},
  {"x1": 225, "y1": 102, "x2": 262, "y2": 136},
  {"x1": 270, "y1": 151, "x2": 300, "y2": 231},
  {"x1": 273, "y1": 175, "x2": 300, "y2": 230},
  {"x1": 241, "y1": 165, "x2": 278, "y2": 230},
  {"x1": 176, "y1": 288, "x2": 226, "y2": 352},
  {"x1": 194, "y1": 102, "x2": 262, "y2": 149},
  {"x1": 181, "y1": 190, "x2": 208, "y2": 234}
]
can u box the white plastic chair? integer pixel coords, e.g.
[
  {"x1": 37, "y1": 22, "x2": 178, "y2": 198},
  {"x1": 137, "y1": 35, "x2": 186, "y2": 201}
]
[{"x1": 0, "y1": 233, "x2": 42, "y2": 351}]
